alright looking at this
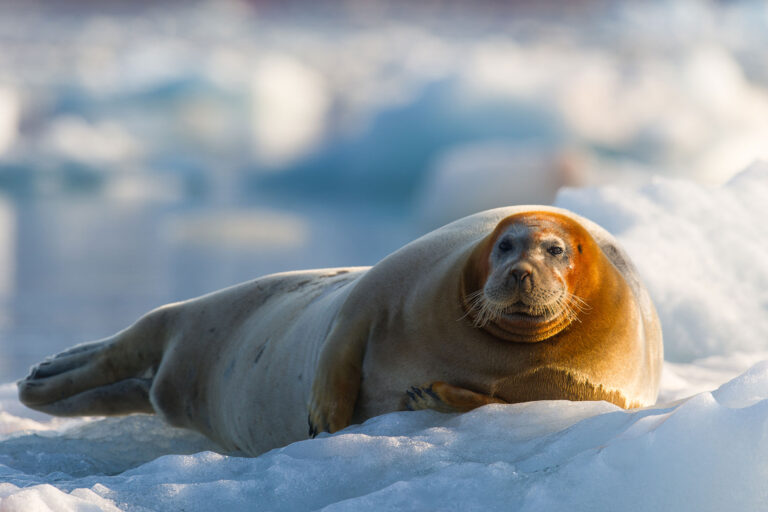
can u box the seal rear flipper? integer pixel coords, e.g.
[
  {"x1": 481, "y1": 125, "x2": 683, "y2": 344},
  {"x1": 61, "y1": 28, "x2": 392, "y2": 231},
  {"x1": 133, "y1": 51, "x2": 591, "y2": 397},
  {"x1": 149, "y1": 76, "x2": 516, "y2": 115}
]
[
  {"x1": 17, "y1": 307, "x2": 171, "y2": 416},
  {"x1": 21, "y1": 378, "x2": 154, "y2": 416}
]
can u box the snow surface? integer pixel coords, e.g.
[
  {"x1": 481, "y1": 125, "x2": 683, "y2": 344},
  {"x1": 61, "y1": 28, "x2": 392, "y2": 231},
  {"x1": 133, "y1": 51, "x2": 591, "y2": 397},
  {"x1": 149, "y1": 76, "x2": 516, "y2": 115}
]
[{"x1": 3, "y1": 168, "x2": 768, "y2": 511}]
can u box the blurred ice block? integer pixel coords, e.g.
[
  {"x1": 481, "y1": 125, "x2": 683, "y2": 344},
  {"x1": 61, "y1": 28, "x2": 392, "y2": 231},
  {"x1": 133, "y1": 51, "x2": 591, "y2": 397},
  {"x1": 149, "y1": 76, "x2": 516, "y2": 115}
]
[
  {"x1": 418, "y1": 141, "x2": 586, "y2": 227},
  {"x1": 0, "y1": 195, "x2": 15, "y2": 301},
  {"x1": 166, "y1": 209, "x2": 308, "y2": 250},
  {"x1": 42, "y1": 116, "x2": 141, "y2": 165},
  {"x1": 0, "y1": 86, "x2": 19, "y2": 155},
  {"x1": 462, "y1": 40, "x2": 768, "y2": 185},
  {"x1": 251, "y1": 55, "x2": 330, "y2": 167}
]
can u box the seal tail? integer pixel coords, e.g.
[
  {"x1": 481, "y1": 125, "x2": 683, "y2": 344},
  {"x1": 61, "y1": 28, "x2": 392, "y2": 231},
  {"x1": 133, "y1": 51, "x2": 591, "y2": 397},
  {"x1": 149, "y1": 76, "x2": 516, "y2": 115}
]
[{"x1": 17, "y1": 308, "x2": 171, "y2": 417}]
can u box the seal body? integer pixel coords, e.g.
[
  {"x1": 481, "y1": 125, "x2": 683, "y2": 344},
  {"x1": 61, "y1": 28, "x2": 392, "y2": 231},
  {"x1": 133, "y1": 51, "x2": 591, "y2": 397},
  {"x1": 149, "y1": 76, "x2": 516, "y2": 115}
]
[{"x1": 18, "y1": 206, "x2": 663, "y2": 456}]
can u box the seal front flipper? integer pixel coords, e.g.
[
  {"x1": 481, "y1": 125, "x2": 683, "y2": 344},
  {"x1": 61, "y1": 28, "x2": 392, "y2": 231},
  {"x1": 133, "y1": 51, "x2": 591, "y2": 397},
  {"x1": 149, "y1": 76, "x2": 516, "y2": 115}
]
[
  {"x1": 403, "y1": 382, "x2": 507, "y2": 413},
  {"x1": 307, "y1": 315, "x2": 369, "y2": 436},
  {"x1": 18, "y1": 307, "x2": 171, "y2": 416}
]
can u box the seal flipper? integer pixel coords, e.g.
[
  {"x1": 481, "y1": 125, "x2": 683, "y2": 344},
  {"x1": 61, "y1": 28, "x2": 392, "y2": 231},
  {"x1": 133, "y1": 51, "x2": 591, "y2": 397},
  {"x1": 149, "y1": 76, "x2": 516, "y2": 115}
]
[
  {"x1": 22, "y1": 378, "x2": 154, "y2": 416},
  {"x1": 17, "y1": 307, "x2": 170, "y2": 416},
  {"x1": 403, "y1": 381, "x2": 507, "y2": 413},
  {"x1": 307, "y1": 314, "x2": 369, "y2": 436}
]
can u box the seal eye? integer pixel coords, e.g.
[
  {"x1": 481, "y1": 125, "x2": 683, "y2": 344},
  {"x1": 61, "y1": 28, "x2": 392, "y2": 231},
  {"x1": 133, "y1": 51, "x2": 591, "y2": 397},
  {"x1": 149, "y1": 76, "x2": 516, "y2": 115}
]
[
  {"x1": 548, "y1": 246, "x2": 564, "y2": 256},
  {"x1": 498, "y1": 240, "x2": 512, "y2": 252}
]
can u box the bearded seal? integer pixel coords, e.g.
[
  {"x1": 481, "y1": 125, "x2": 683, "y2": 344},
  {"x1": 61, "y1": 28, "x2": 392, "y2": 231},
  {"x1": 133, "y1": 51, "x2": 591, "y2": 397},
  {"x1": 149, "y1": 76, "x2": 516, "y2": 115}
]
[{"x1": 18, "y1": 206, "x2": 662, "y2": 456}]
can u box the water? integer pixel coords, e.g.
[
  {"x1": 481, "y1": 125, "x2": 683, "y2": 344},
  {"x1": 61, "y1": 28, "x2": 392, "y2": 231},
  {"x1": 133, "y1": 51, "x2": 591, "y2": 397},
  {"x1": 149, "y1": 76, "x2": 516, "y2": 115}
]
[{"x1": 0, "y1": 192, "x2": 413, "y2": 382}]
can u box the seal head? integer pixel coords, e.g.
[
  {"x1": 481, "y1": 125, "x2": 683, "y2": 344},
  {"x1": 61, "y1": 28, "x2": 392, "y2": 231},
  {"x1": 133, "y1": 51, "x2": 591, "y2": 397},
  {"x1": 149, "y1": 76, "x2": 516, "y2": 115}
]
[{"x1": 461, "y1": 211, "x2": 602, "y2": 343}]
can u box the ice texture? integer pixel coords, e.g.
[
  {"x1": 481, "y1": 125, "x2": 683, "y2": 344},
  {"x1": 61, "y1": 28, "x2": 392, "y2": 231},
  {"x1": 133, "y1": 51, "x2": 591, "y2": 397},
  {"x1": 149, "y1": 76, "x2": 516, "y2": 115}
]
[
  {"x1": 2, "y1": 168, "x2": 768, "y2": 511},
  {"x1": 557, "y1": 161, "x2": 768, "y2": 361}
]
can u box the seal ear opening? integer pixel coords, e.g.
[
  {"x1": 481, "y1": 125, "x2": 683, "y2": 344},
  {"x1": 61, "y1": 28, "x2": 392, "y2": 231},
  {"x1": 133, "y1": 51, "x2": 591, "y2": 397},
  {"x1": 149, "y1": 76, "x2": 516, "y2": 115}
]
[{"x1": 578, "y1": 244, "x2": 583, "y2": 254}]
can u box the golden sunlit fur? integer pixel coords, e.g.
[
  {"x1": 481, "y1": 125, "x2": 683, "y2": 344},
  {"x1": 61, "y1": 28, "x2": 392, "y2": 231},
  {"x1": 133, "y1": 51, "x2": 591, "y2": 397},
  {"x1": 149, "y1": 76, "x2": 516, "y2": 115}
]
[
  {"x1": 460, "y1": 212, "x2": 613, "y2": 343},
  {"x1": 311, "y1": 209, "x2": 662, "y2": 434}
]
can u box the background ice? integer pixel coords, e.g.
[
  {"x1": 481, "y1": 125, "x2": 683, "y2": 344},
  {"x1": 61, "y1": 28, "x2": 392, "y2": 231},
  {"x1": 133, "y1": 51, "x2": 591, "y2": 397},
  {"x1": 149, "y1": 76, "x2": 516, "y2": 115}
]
[
  {"x1": 3, "y1": 0, "x2": 768, "y2": 378},
  {"x1": 3, "y1": 0, "x2": 768, "y2": 510},
  {"x1": 557, "y1": 161, "x2": 768, "y2": 361}
]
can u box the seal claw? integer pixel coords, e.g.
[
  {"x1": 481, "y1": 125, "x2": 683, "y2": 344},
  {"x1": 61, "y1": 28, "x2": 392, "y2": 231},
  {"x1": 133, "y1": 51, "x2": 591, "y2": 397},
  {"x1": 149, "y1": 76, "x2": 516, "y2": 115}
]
[
  {"x1": 307, "y1": 415, "x2": 316, "y2": 438},
  {"x1": 424, "y1": 386, "x2": 440, "y2": 401}
]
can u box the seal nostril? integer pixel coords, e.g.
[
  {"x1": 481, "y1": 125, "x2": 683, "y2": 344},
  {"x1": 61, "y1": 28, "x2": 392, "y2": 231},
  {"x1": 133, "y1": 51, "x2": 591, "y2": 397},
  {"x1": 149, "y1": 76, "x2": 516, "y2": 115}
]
[
  {"x1": 510, "y1": 263, "x2": 534, "y2": 284},
  {"x1": 510, "y1": 269, "x2": 530, "y2": 281}
]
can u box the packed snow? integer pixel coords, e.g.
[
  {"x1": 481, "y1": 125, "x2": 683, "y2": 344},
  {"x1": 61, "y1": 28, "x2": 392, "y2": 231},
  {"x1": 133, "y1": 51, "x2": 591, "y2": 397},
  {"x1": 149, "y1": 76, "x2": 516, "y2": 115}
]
[
  {"x1": 2, "y1": 167, "x2": 768, "y2": 511},
  {"x1": 3, "y1": 0, "x2": 768, "y2": 510}
]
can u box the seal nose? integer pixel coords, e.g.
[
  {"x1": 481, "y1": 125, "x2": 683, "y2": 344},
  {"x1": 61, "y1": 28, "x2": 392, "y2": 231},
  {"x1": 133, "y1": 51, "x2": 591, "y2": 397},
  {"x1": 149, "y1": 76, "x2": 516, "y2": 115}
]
[{"x1": 509, "y1": 263, "x2": 534, "y2": 292}]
